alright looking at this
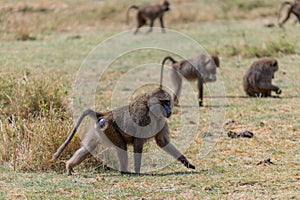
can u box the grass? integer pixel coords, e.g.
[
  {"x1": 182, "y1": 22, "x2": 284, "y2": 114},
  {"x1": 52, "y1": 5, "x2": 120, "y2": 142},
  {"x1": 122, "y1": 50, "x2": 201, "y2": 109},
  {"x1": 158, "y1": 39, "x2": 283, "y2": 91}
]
[{"x1": 0, "y1": 0, "x2": 300, "y2": 199}]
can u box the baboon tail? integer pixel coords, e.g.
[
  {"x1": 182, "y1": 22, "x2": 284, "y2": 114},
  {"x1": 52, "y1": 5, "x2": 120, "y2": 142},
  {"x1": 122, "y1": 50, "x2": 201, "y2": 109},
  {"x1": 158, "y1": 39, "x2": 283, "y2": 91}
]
[
  {"x1": 126, "y1": 5, "x2": 139, "y2": 25},
  {"x1": 278, "y1": 1, "x2": 292, "y2": 22},
  {"x1": 51, "y1": 109, "x2": 98, "y2": 162},
  {"x1": 160, "y1": 56, "x2": 177, "y2": 88}
]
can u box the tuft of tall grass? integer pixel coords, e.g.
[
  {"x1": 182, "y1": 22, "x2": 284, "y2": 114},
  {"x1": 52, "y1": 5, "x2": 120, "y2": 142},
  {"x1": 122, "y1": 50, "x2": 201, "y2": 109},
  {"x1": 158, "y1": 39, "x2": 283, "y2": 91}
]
[{"x1": 0, "y1": 72, "x2": 78, "y2": 171}]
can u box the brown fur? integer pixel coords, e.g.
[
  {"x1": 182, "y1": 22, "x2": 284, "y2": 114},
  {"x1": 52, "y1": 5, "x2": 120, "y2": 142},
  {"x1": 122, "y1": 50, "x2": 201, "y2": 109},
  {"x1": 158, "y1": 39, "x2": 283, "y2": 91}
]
[
  {"x1": 126, "y1": 0, "x2": 170, "y2": 34},
  {"x1": 51, "y1": 59, "x2": 195, "y2": 175},
  {"x1": 278, "y1": 0, "x2": 300, "y2": 27},
  {"x1": 161, "y1": 54, "x2": 220, "y2": 107},
  {"x1": 243, "y1": 58, "x2": 282, "y2": 97}
]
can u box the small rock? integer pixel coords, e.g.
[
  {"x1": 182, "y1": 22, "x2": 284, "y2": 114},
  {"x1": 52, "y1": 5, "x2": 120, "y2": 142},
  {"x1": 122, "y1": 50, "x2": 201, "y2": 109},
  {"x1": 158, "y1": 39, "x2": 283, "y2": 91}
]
[
  {"x1": 224, "y1": 119, "x2": 235, "y2": 126},
  {"x1": 239, "y1": 131, "x2": 254, "y2": 138},
  {"x1": 257, "y1": 158, "x2": 274, "y2": 165},
  {"x1": 227, "y1": 131, "x2": 239, "y2": 138},
  {"x1": 227, "y1": 130, "x2": 254, "y2": 138},
  {"x1": 203, "y1": 132, "x2": 213, "y2": 137}
]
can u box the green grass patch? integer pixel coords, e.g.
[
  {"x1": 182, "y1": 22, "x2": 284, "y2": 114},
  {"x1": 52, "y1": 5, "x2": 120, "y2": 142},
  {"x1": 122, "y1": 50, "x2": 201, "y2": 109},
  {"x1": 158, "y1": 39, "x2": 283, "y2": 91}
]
[{"x1": 0, "y1": 0, "x2": 299, "y2": 199}]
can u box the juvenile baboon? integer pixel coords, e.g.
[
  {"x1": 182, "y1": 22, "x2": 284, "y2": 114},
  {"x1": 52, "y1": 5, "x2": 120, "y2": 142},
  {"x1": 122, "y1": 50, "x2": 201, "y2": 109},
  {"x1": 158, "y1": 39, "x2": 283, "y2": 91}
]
[
  {"x1": 278, "y1": 0, "x2": 300, "y2": 27},
  {"x1": 126, "y1": 0, "x2": 170, "y2": 34},
  {"x1": 162, "y1": 54, "x2": 220, "y2": 107},
  {"x1": 243, "y1": 58, "x2": 282, "y2": 97},
  {"x1": 52, "y1": 63, "x2": 195, "y2": 175}
]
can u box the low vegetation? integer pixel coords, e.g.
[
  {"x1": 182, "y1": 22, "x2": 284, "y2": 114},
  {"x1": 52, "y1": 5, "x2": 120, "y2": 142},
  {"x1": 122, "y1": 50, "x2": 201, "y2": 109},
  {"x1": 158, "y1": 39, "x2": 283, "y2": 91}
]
[{"x1": 0, "y1": 0, "x2": 299, "y2": 199}]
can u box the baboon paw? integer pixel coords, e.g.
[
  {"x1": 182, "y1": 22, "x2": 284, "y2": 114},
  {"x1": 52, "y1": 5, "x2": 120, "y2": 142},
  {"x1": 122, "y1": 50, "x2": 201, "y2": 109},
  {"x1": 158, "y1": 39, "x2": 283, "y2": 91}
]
[
  {"x1": 67, "y1": 168, "x2": 75, "y2": 176},
  {"x1": 276, "y1": 89, "x2": 282, "y2": 94},
  {"x1": 182, "y1": 160, "x2": 196, "y2": 169},
  {"x1": 188, "y1": 163, "x2": 196, "y2": 169},
  {"x1": 199, "y1": 101, "x2": 203, "y2": 107}
]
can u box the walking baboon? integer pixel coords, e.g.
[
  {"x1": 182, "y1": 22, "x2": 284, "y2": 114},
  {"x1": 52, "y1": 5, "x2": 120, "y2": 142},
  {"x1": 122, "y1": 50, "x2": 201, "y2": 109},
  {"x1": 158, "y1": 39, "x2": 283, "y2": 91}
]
[
  {"x1": 162, "y1": 54, "x2": 220, "y2": 107},
  {"x1": 52, "y1": 62, "x2": 195, "y2": 175},
  {"x1": 243, "y1": 58, "x2": 282, "y2": 97},
  {"x1": 278, "y1": 0, "x2": 300, "y2": 27},
  {"x1": 126, "y1": 0, "x2": 170, "y2": 34}
]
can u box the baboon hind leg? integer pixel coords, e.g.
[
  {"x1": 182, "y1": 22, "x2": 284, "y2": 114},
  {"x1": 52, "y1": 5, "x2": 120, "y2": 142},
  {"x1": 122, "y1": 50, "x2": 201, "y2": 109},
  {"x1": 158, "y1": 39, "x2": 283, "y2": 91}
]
[
  {"x1": 134, "y1": 13, "x2": 146, "y2": 34},
  {"x1": 197, "y1": 76, "x2": 204, "y2": 107},
  {"x1": 65, "y1": 131, "x2": 99, "y2": 175},
  {"x1": 66, "y1": 146, "x2": 92, "y2": 175},
  {"x1": 171, "y1": 70, "x2": 182, "y2": 106},
  {"x1": 116, "y1": 145, "x2": 128, "y2": 173},
  {"x1": 133, "y1": 138, "x2": 145, "y2": 173}
]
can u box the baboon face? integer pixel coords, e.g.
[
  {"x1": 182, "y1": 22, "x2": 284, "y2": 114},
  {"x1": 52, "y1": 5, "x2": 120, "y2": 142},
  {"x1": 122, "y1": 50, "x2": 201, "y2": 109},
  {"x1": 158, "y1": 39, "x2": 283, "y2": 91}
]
[
  {"x1": 162, "y1": 0, "x2": 170, "y2": 11},
  {"x1": 201, "y1": 57, "x2": 219, "y2": 82},
  {"x1": 148, "y1": 88, "x2": 172, "y2": 118}
]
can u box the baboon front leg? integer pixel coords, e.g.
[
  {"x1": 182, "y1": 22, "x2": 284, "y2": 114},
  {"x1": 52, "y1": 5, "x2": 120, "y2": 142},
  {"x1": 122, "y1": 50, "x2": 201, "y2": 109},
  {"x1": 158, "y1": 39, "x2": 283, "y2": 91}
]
[
  {"x1": 197, "y1": 77, "x2": 204, "y2": 107},
  {"x1": 159, "y1": 16, "x2": 166, "y2": 33},
  {"x1": 133, "y1": 138, "x2": 144, "y2": 173},
  {"x1": 155, "y1": 125, "x2": 195, "y2": 169},
  {"x1": 257, "y1": 82, "x2": 281, "y2": 94},
  {"x1": 147, "y1": 19, "x2": 154, "y2": 33},
  {"x1": 66, "y1": 146, "x2": 91, "y2": 175}
]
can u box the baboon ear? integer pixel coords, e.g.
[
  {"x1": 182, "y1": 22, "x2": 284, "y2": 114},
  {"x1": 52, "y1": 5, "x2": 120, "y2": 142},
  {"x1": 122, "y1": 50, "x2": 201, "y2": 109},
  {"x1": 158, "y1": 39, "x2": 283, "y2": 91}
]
[
  {"x1": 272, "y1": 60, "x2": 278, "y2": 67},
  {"x1": 212, "y1": 55, "x2": 220, "y2": 67}
]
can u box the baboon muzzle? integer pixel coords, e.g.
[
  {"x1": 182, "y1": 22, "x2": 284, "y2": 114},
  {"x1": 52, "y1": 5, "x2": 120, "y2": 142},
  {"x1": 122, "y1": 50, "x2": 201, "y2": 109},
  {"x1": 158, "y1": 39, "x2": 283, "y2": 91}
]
[{"x1": 162, "y1": 103, "x2": 172, "y2": 118}]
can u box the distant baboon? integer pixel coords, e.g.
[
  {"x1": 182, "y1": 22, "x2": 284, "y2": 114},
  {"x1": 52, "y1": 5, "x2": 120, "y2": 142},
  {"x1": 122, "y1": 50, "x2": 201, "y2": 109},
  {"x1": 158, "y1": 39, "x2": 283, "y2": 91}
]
[
  {"x1": 162, "y1": 54, "x2": 220, "y2": 107},
  {"x1": 51, "y1": 61, "x2": 195, "y2": 175},
  {"x1": 126, "y1": 0, "x2": 170, "y2": 34},
  {"x1": 243, "y1": 58, "x2": 282, "y2": 97},
  {"x1": 278, "y1": 0, "x2": 300, "y2": 27}
]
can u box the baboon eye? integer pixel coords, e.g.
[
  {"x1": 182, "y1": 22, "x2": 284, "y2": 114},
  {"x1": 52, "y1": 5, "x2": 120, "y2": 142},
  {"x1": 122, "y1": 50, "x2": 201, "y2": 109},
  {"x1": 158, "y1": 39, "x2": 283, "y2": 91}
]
[{"x1": 160, "y1": 100, "x2": 170, "y2": 106}]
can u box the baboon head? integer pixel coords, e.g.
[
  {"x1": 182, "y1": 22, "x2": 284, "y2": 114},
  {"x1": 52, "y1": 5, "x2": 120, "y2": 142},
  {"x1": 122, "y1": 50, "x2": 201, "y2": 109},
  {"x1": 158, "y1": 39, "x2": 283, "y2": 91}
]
[
  {"x1": 148, "y1": 88, "x2": 172, "y2": 119},
  {"x1": 161, "y1": 0, "x2": 170, "y2": 11},
  {"x1": 201, "y1": 55, "x2": 220, "y2": 83},
  {"x1": 255, "y1": 57, "x2": 278, "y2": 79}
]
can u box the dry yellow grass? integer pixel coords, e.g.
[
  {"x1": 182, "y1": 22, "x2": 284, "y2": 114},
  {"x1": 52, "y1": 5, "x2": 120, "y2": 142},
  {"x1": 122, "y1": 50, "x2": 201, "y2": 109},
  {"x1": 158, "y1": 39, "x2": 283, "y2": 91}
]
[{"x1": 0, "y1": 0, "x2": 299, "y2": 199}]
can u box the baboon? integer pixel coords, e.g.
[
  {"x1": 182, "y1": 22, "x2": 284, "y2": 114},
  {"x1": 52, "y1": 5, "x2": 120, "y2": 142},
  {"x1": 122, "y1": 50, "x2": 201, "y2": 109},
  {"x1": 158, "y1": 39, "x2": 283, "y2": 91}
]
[
  {"x1": 51, "y1": 62, "x2": 195, "y2": 175},
  {"x1": 162, "y1": 54, "x2": 220, "y2": 107},
  {"x1": 243, "y1": 58, "x2": 282, "y2": 97},
  {"x1": 278, "y1": 0, "x2": 300, "y2": 27},
  {"x1": 126, "y1": 0, "x2": 170, "y2": 34}
]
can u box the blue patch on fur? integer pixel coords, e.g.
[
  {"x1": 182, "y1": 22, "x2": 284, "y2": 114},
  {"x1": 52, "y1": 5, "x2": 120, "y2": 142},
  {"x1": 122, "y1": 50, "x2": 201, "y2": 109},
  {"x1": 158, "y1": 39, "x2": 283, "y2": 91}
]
[{"x1": 99, "y1": 118, "x2": 106, "y2": 128}]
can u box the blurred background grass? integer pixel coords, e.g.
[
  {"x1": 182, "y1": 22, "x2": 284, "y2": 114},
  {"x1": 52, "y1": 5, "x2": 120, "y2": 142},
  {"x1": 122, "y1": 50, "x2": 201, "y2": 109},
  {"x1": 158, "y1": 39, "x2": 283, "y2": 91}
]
[{"x1": 0, "y1": 2, "x2": 299, "y2": 197}]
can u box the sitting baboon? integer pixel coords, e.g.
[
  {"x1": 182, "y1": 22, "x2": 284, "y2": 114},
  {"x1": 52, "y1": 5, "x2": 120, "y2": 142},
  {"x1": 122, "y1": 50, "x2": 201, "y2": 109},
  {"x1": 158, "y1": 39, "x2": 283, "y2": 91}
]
[
  {"x1": 243, "y1": 58, "x2": 282, "y2": 97},
  {"x1": 126, "y1": 0, "x2": 170, "y2": 34},
  {"x1": 278, "y1": 0, "x2": 300, "y2": 27},
  {"x1": 51, "y1": 62, "x2": 195, "y2": 175},
  {"x1": 161, "y1": 54, "x2": 220, "y2": 107}
]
